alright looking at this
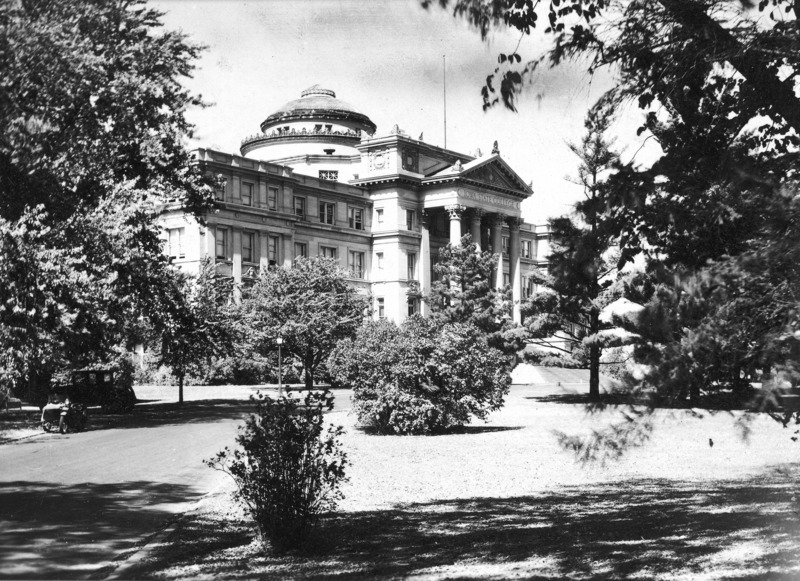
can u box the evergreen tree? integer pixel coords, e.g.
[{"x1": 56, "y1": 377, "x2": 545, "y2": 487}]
[
  {"x1": 523, "y1": 105, "x2": 619, "y2": 400},
  {"x1": 427, "y1": 235, "x2": 524, "y2": 355}
]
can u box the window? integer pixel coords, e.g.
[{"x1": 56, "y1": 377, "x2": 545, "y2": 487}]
[
  {"x1": 407, "y1": 253, "x2": 416, "y2": 280},
  {"x1": 294, "y1": 242, "x2": 307, "y2": 260},
  {"x1": 319, "y1": 170, "x2": 338, "y2": 181},
  {"x1": 522, "y1": 240, "x2": 532, "y2": 259},
  {"x1": 406, "y1": 209, "x2": 415, "y2": 230},
  {"x1": 504, "y1": 273, "x2": 510, "y2": 286},
  {"x1": 319, "y1": 202, "x2": 335, "y2": 225},
  {"x1": 407, "y1": 298, "x2": 418, "y2": 317},
  {"x1": 349, "y1": 207, "x2": 364, "y2": 230},
  {"x1": 215, "y1": 227, "x2": 228, "y2": 260},
  {"x1": 242, "y1": 232, "x2": 254, "y2": 263},
  {"x1": 376, "y1": 252, "x2": 384, "y2": 269},
  {"x1": 348, "y1": 251, "x2": 364, "y2": 278},
  {"x1": 377, "y1": 297, "x2": 385, "y2": 319},
  {"x1": 376, "y1": 208, "x2": 384, "y2": 224},
  {"x1": 524, "y1": 277, "x2": 536, "y2": 298},
  {"x1": 268, "y1": 186, "x2": 278, "y2": 210},
  {"x1": 293, "y1": 196, "x2": 305, "y2": 219},
  {"x1": 241, "y1": 182, "x2": 253, "y2": 206},
  {"x1": 215, "y1": 178, "x2": 226, "y2": 201},
  {"x1": 167, "y1": 227, "x2": 185, "y2": 259},
  {"x1": 268, "y1": 235, "x2": 279, "y2": 266},
  {"x1": 502, "y1": 236, "x2": 509, "y2": 255},
  {"x1": 320, "y1": 246, "x2": 337, "y2": 260}
]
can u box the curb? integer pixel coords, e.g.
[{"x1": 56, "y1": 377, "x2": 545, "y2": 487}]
[
  {"x1": 0, "y1": 431, "x2": 46, "y2": 445},
  {"x1": 99, "y1": 480, "x2": 230, "y2": 580}
]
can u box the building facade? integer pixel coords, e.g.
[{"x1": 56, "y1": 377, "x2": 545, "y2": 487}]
[{"x1": 160, "y1": 85, "x2": 550, "y2": 323}]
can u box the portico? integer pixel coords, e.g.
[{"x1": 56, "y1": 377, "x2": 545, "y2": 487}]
[{"x1": 417, "y1": 155, "x2": 532, "y2": 323}]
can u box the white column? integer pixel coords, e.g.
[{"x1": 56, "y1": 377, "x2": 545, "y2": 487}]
[
  {"x1": 508, "y1": 217, "x2": 522, "y2": 323},
  {"x1": 232, "y1": 229, "x2": 242, "y2": 284},
  {"x1": 470, "y1": 209, "x2": 483, "y2": 252},
  {"x1": 205, "y1": 224, "x2": 215, "y2": 259},
  {"x1": 259, "y1": 233, "x2": 270, "y2": 271},
  {"x1": 419, "y1": 210, "x2": 432, "y2": 317},
  {"x1": 445, "y1": 204, "x2": 466, "y2": 246},
  {"x1": 282, "y1": 233, "x2": 293, "y2": 268},
  {"x1": 490, "y1": 214, "x2": 505, "y2": 290}
]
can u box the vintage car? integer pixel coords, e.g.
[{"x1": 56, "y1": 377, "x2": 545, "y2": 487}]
[{"x1": 62, "y1": 368, "x2": 137, "y2": 414}]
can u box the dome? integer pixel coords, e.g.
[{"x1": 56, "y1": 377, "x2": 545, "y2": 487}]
[{"x1": 260, "y1": 85, "x2": 377, "y2": 134}]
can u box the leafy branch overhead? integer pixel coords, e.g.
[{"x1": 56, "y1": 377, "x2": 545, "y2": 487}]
[
  {"x1": 0, "y1": 0, "x2": 216, "y2": 392},
  {"x1": 425, "y1": 0, "x2": 800, "y2": 139}
]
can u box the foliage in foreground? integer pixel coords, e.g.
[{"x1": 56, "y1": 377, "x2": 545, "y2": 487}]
[
  {"x1": 205, "y1": 390, "x2": 348, "y2": 553},
  {"x1": 329, "y1": 317, "x2": 512, "y2": 435},
  {"x1": 0, "y1": 0, "x2": 214, "y2": 396}
]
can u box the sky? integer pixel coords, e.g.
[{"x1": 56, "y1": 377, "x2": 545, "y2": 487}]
[{"x1": 151, "y1": 0, "x2": 650, "y2": 224}]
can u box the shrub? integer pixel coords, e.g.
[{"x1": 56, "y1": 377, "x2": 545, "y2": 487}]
[
  {"x1": 197, "y1": 353, "x2": 272, "y2": 386},
  {"x1": 329, "y1": 317, "x2": 512, "y2": 435},
  {"x1": 205, "y1": 390, "x2": 348, "y2": 553}
]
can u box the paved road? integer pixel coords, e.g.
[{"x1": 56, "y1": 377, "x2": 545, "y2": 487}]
[{"x1": 0, "y1": 390, "x2": 352, "y2": 580}]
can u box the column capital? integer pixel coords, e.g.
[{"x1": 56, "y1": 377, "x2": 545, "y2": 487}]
[
  {"x1": 445, "y1": 204, "x2": 466, "y2": 219},
  {"x1": 506, "y1": 216, "x2": 524, "y2": 230},
  {"x1": 489, "y1": 213, "x2": 506, "y2": 228},
  {"x1": 469, "y1": 208, "x2": 484, "y2": 223}
]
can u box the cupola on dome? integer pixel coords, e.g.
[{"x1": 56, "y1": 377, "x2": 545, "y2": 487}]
[
  {"x1": 260, "y1": 85, "x2": 377, "y2": 134},
  {"x1": 240, "y1": 85, "x2": 377, "y2": 159}
]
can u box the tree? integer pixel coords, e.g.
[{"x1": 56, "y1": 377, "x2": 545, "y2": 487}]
[
  {"x1": 238, "y1": 257, "x2": 369, "y2": 390},
  {"x1": 328, "y1": 316, "x2": 512, "y2": 434},
  {"x1": 427, "y1": 235, "x2": 524, "y2": 355},
  {"x1": 159, "y1": 259, "x2": 234, "y2": 403},
  {"x1": 424, "y1": 1, "x2": 800, "y2": 139},
  {"x1": 0, "y1": 0, "x2": 214, "y2": 393},
  {"x1": 426, "y1": 0, "x2": 800, "y2": 449},
  {"x1": 522, "y1": 104, "x2": 619, "y2": 400}
]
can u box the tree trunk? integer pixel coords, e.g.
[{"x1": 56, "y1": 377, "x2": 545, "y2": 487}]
[
  {"x1": 588, "y1": 311, "x2": 601, "y2": 401},
  {"x1": 659, "y1": 0, "x2": 800, "y2": 135},
  {"x1": 178, "y1": 371, "x2": 184, "y2": 404},
  {"x1": 304, "y1": 351, "x2": 314, "y2": 390}
]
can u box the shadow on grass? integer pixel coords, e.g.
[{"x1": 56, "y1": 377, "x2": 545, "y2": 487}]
[
  {"x1": 355, "y1": 425, "x2": 524, "y2": 437},
  {"x1": 132, "y1": 467, "x2": 800, "y2": 580},
  {"x1": 526, "y1": 391, "x2": 757, "y2": 412},
  {"x1": 0, "y1": 480, "x2": 199, "y2": 580}
]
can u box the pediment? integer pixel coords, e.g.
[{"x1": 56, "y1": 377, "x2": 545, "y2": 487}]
[
  {"x1": 459, "y1": 155, "x2": 532, "y2": 196},
  {"x1": 464, "y1": 163, "x2": 518, "y2": 190}
]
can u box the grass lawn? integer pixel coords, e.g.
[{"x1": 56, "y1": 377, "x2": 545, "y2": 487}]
[
  {"x1": 0, "y1": 409, "x2": 41, "y2": 443},
  {"x1": 86, "y1": 383, "x2": 800, "y2": 579}
]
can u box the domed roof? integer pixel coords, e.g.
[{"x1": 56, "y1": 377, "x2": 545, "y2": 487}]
[{"x1": 260, "y1": 85, "x2": 377, "y2": 134}]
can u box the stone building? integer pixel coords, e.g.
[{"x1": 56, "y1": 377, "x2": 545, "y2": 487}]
[{"x1": 159, "y1": 85, "x2": 550, "y2": 323}]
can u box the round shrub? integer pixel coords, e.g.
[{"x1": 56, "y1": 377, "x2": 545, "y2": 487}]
[{"x1": 329, "y1": 317, "x2": 512, "y2": 435}]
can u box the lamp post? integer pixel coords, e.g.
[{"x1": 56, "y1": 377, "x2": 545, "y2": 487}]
[{"x1": 276, "y1": 336, "x2": 284, "y2": 397}]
